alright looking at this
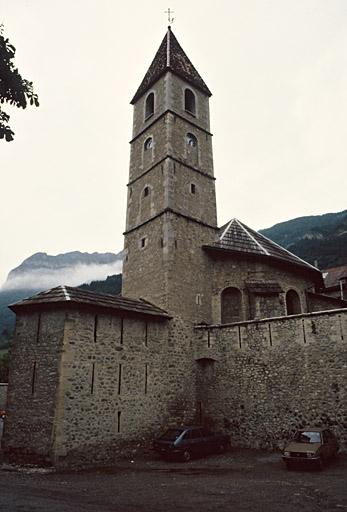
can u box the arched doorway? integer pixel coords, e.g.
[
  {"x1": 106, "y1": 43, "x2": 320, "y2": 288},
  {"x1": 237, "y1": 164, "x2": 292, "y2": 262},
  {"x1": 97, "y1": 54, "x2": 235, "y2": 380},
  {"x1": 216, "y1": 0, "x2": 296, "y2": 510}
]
[
  {"x1": 221, "y1": 287, "x2": 242, "y2": 323},
  {"x1": 286, "y1": 289, "x2": 301, "y2": 315}
]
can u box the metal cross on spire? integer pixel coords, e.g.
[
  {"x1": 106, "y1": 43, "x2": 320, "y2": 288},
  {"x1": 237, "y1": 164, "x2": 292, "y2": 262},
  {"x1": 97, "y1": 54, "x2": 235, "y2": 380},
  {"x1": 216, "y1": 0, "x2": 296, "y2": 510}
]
[{"x1": 165, "y1": 8, "x2": 174, "y2": 25}]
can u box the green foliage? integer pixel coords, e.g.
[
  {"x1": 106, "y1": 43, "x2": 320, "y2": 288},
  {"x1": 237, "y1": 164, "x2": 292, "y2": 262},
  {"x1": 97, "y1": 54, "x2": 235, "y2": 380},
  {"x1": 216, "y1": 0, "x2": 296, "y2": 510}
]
[
  {"x1": 260, "y1": 210, "x2": 347, "y2": 248},
  {"x1": 285, "y1": 235, "x2": 347, "y2": 270},
  {"x1": 78, "y1": 274, "x2": 122, "y2": 295},
  {"x1": 0, "y1": 349, "x2": 11, "y2": 382},
  {"x1": 0, "y1": 26, "x2": 39, "y2": 141},
  {"x1": 260, "y1": 210, "x2": 347, "y2": 269},
  {"x1": 0, "y1": 328, "x2": 13, "y2": 351},
  {"x1": 0, "y1": 289, "x2": 38, "y2": 339}
]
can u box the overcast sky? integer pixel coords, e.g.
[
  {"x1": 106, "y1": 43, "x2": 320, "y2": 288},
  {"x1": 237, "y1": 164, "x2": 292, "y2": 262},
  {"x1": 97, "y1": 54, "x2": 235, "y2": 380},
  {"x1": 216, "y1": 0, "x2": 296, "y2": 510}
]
[{"x1": 1, "y1": 0, "x2": 346, "y2": 287}]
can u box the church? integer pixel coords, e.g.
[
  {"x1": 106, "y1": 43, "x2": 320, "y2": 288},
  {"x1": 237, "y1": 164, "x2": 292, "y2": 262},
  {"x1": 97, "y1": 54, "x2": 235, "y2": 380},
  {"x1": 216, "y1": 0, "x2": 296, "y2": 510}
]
[{"x1": 2, "y1": 28, "x2": 347, "y2": 466}]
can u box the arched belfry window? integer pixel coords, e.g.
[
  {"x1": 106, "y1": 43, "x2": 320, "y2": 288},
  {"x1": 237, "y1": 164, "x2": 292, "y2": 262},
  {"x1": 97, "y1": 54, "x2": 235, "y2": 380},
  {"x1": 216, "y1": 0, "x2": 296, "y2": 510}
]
[
  {"x1": 144, "y1": 137, "x2": 152, "y2": 151},
  {"x1": 221, "y1": 287, "x2": 242, "y2": 324},
  {"x1": 185, "y1": 89, "x2": 196, "y2": 115},
  {"x1": 286, "y1": 289, "x2": 301, "y2": 315},
  {"x1": 186, "y1": 133, "x2": 197, "y2": 147},
  {"x1": 145, "y1": 92, "x2": 154, "y2": 119}
]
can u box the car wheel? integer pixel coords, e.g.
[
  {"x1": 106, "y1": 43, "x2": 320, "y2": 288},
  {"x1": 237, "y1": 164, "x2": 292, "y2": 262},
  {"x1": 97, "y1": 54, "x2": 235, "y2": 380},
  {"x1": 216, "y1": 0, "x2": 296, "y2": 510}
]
[
  {"x1": 217, "y1": 442, "x2": 227, "y2": 454},
  {"x1": 182, "y1": 450, "x2": 191, "y2": 462}
]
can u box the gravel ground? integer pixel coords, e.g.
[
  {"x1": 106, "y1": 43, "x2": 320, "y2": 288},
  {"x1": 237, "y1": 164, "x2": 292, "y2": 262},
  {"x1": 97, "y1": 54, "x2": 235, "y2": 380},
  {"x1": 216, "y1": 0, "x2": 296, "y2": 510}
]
[{"x1": 0, "y1": 449, "x2": 346, "y2": 511}]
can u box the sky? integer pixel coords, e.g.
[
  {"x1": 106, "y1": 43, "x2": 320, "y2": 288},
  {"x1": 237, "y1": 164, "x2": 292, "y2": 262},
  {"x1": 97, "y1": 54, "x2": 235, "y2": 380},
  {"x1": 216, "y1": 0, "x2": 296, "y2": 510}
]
[{"x1": 1, "y1": 0, "x2": 346, "y2": 287}]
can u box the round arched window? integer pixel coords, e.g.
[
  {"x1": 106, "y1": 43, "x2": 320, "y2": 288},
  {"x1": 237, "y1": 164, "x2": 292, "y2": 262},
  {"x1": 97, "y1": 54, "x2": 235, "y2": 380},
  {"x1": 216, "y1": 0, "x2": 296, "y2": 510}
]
[
  {"x1": 144, "y1": 137, "x2": 152, "y2": 151},
  {"x1": 185, "y1": 89, "x2": 196, "y2": 115},
  {"x1": 145, "y1": 92, "x2": 154, "y2": 119},
  {"x1": 186, "y1": 133, "x2": 197, "y2": 147}
]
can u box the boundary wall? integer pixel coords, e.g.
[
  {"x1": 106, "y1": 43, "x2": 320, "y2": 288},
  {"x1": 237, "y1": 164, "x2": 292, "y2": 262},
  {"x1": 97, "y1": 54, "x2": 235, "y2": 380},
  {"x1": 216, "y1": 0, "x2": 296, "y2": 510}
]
[{"x1": 194, "y1": 308, "x2": 347, "y2": 452}]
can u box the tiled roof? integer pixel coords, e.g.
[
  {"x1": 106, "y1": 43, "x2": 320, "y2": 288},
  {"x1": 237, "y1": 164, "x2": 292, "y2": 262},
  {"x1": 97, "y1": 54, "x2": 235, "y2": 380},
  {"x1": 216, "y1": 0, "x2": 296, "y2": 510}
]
[
  {"x1": 245, "y1": 281, "x2": 284, "y2": 294},
  {"x1": 205, "y1": 218, "x2": 320, "y2": 273},
  {"x1": 323, "y1": 265, "x2": 347, "y2": 289},
  {"x1": 9, "y1": 286, "x2": 171, "y2": 319},
  {"x1": 131, "y1": 27, "x2": 211, "y2": 104}
]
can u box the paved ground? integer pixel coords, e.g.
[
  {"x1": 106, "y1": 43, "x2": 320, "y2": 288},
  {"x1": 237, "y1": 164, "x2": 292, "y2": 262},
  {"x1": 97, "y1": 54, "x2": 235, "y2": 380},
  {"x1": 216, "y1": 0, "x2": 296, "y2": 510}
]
[{"x1": 0, "y1": 449, "x2": 346, "y2": 512}]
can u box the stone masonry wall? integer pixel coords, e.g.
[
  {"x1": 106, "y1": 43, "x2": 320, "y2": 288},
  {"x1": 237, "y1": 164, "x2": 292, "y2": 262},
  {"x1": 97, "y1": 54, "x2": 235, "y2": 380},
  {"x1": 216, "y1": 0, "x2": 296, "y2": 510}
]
[
  {"x1": 52, "y1": 311, "x2": 198, "y2": 466},
  {"x1": 194, "y1": 308, "x2": 347, "y2": 452},
  {"x1": 2, "y1": 311, "x2": 65, "y2": 463}
]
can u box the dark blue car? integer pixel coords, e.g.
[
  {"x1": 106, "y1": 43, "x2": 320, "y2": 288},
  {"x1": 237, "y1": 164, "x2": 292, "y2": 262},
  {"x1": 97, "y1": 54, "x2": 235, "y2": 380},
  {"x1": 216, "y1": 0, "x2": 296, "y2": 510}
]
[{"x1": 153, "y1": 426, "x2": 230, "y2": 461}]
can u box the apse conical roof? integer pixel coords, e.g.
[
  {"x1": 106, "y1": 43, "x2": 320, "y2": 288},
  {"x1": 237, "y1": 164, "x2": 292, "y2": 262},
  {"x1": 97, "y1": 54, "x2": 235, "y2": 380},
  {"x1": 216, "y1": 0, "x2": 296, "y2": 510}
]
[
  {"x1": 131, "y1": 27, "x2": 211, "y2": 104},
  {"x1": 205, "y1": 218, "x2": 321, "y2": 275}
]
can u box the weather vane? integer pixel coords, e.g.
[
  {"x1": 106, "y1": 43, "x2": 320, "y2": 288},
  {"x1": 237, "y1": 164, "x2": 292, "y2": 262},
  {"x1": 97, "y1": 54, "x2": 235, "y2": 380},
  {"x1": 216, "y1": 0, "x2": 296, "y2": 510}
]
[{"x1": 165, "y1": 8, "x2": 174, "y2": 25}]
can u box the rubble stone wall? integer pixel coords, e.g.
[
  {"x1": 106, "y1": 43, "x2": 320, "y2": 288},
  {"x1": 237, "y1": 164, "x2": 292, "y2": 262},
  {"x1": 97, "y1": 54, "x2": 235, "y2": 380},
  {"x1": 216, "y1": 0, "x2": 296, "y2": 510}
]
[{"x1": 194, "y1": 308, "x2": 347, "y2": 452}]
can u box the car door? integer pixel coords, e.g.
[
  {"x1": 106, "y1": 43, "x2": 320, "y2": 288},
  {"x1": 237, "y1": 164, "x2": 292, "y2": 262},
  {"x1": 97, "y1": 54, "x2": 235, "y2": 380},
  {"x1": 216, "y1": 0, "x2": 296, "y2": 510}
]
[
  {"x1": 200, "y1": 427, "x2": 214, "y2": 454},
  {"x1": 190, "y1": 429, "x2": 203, "y2": 455}
]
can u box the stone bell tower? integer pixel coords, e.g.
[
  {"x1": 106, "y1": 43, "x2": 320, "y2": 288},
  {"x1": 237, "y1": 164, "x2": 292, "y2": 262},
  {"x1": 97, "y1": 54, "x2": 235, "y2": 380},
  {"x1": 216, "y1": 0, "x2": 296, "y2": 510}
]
[{"x1": 122, "y1": 27, "x2": 218, "y2": 322}]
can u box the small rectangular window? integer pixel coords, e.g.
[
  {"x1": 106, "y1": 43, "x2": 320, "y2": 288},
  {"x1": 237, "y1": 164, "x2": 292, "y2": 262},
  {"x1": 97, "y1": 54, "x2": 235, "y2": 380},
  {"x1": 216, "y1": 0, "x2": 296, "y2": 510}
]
[{"x1": 191, "y1": 183, "x2": 196, "y2": 194}]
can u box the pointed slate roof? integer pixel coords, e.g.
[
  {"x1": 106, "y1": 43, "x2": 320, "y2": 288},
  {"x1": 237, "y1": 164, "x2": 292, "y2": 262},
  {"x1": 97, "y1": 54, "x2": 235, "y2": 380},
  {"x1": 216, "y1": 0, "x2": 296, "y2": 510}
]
[
  {"x1": 204, "y1": 218, "x2": 320, "y2": 274},
  {"x1": 131, "y1": 27, "x2": 211, "y2": 104},
  {"x1": 9, "y1": 285, "x2": 171, "y2": 319}
]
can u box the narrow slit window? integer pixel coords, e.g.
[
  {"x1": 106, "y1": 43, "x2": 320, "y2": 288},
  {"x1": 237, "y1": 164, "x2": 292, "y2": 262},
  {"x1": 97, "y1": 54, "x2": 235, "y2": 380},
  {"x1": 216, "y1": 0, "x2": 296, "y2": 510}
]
[
  {"x1": 144, "y1": 321, "x2": 148, "y2": 346},
  {"x1": 144, "y1": 186, "x2": 149, "y2": 197},
  {"x1": 117, "y1": 411, "x2": 121, "y2": 433},
  {"x1": 36, "y1": 314, "x2": 41, "y2": 344},
  {"x1": 31, "y1": 361, "x2": 37, "y2": 395},
  {"x1": 93, "y1": 315, "x2": 98, "y2": 343},
  {"x1": 91, "y1": 362, "x2": 95, "y2": 394},
  {"x1": 145, "y1": 364, "x2": 148, "y2": 394},
  {"x1": 118, "y1": 364, "x2": 122, "y2": 394},
  {"x1": 191, "y1": 183, "x2": 196, "y2": 194}
]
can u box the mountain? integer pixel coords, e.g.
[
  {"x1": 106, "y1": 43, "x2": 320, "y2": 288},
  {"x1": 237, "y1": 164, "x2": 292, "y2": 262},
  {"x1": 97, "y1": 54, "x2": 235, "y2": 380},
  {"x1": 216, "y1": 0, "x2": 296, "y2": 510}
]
[
  {"x1": 2, "y1": 251, "x2": 123, "y2": 292},
  {"x1": 260, "y1": 210, "x2": 347, "y2": 269},
  {"x1": 0, "y1": 251, "x2": 123, "y2": 346}
]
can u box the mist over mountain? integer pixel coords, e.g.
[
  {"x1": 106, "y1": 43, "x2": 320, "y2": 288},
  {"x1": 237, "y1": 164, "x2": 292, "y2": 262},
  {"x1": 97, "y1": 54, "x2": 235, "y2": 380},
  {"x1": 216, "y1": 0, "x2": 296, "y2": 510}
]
[
  {"x1": 1, "y1": 210, "x2": 346, "y2": 344},
  {"x1": 1, "y1": 251, "x2": 123, "y2": 292}
]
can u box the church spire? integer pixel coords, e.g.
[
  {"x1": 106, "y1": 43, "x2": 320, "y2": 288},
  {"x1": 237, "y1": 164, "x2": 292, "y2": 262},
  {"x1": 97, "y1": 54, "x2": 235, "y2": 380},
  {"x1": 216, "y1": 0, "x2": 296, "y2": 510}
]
[{"x1": 131, "y1": 27, "x2": 211, "y2": 104}]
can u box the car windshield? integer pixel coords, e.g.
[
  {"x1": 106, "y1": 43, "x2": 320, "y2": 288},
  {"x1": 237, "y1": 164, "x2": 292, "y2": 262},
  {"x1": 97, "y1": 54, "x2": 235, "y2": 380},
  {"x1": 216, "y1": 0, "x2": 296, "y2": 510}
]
[
  {"x1": 159, "y1": 429, "x2": 184, "y2": 440},
  {"x1": 294, "y1": 431, "x2": 322, "y2": 443}
]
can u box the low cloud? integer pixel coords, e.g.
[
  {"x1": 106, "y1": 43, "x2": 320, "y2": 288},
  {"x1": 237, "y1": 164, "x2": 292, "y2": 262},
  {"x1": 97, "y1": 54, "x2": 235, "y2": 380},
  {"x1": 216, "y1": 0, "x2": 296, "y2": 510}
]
[{"x1": 2, "y1": 261, "x2": 123, "y2": 292}]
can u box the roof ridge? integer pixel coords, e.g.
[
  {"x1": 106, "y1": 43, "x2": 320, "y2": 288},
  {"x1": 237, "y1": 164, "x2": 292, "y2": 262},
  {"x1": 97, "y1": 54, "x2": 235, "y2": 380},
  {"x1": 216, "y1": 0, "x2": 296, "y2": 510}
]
[
  {"x1": 61, "y1": 285, "x2": 71, "y2": 301},
  {"x1": 235, "y1": 219, "x2": 270, "y2": 256},
  {"x1": 131, "y1": 28, "x2": 211, "y2": 104},
  {"x1": 220, "y1": 218, "x2": 235, "y2": 241}
]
